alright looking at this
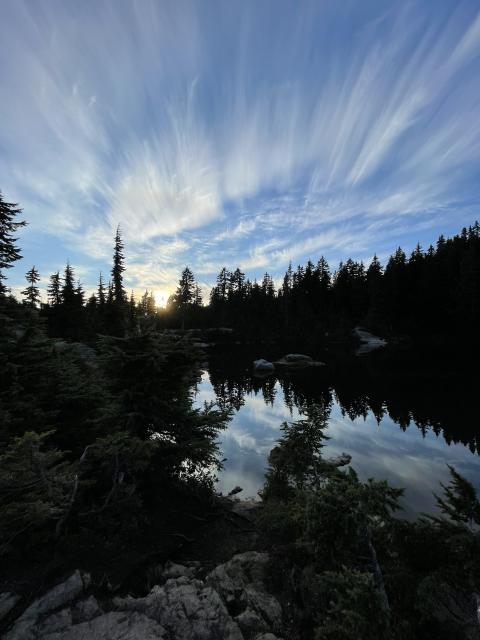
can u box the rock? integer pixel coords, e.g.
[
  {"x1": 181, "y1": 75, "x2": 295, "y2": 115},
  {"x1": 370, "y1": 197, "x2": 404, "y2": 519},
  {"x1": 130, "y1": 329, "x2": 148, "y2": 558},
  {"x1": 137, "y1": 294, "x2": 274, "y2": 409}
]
[
  {"x1": 235, "y1": 607, "x2": 266, "y2": 634},
  {"x1": 114, "y1": 578, "x2": 243, "y2": 640},
  {"x1": 274, "y1": 354, "x2": 325, "y2": 369},
  {"x1": 43, "y1": 611, "x2": 168, "y2": 640},
  {"x1": 326, "y1": 453, "x2": 352, "y2": 467},
  {"x1": 207, "y1": 552, "x2": 282, "y2": 634},
  {"x1": 231, "y1": 499, "x2": 263, "y2": 522},
  {"x1": 253, "y1": 359, "x2": 275, "y2": 372},
  {"x1": 0, "y1": 593, "x2": 20, "y2": 622},
  {"x1": 353, "y1": 327, "x2": 387, "y2": 355},
  {"x1": 36, "y1": 608, "x2": 72, "y2": 636},
  {"x1": 5, "y1": 570, "x2": 90, "y2": 640},
  {"x1": 162, "y1": 561, "x2": 195, "y2": 580},
  {"x1": 283, "y1": 353, "x2": 313, "y2": 363},
  {"x1": 71, "y1": 595, "x2": 102, "y2": 622},
  {"x1": 4, "y1": 554, "x2": 282, "y2": 640}
]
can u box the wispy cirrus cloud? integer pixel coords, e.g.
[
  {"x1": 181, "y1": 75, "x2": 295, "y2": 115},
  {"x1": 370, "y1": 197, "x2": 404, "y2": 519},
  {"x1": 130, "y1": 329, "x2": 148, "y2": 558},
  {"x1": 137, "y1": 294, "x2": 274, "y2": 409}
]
[{"x1": 1, "y1": 0, "x2": 480, "y2": 294}]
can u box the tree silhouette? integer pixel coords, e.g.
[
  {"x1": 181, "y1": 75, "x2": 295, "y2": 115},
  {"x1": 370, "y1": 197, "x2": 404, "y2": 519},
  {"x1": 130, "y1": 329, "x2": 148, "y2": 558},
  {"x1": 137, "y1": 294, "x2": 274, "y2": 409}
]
[
  {"x1": 22, "y1": 266, "x2": 41, "y2": 308},
  {"x1": 0, "y1": 191, "x2": 26, "y2": 295}
]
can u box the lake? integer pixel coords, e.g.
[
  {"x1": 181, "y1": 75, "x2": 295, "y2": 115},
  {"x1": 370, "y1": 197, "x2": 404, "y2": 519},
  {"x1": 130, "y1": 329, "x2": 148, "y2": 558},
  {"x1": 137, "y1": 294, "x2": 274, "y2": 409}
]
[{"x1": 194, "y1": 344, "x2": 480, "y2": 517}]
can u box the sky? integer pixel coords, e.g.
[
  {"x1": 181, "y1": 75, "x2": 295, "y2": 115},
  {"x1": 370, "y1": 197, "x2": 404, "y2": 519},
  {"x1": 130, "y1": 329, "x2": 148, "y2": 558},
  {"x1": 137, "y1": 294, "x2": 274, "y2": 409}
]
[{"x1": 2, "y1": 0, "x2": 480, "y2": 304}]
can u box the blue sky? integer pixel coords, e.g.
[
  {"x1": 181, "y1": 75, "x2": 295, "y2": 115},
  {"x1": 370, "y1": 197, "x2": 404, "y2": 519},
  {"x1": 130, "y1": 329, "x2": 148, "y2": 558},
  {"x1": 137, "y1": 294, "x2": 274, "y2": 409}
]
[{"x1": 2, "y1": 0, "x2": 480, "y2": 303}]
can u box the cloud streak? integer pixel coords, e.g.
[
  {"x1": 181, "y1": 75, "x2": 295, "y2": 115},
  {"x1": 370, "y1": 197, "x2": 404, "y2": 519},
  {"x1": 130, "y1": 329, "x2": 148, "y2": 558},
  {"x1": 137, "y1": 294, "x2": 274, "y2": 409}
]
[{"x1": 1, "y1": 0, "x2": 480, "y2": 293}]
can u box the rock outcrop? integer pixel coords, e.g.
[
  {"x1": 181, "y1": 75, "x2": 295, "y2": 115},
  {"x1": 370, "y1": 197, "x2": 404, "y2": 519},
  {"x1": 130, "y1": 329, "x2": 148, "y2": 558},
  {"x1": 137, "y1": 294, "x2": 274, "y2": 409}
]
[
  {"x1": 3, "y1": 553, "x2": 283, "y2": 640},
  {"x1": 253, "y1": 359, "x2": 275, "y2": 373},
  {"x1": 353, "y1": 327, "x2": 387, "y2": 355},
  {"x1": 274, "y1": 354, "x2": 325, "y2": 369}
]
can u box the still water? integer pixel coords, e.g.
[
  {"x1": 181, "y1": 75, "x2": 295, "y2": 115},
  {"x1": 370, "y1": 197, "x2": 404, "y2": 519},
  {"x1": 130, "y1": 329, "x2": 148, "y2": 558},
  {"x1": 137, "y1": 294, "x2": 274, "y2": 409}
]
[{"x1": 194, "y1": 347, "x2": 480, "y2": 517}]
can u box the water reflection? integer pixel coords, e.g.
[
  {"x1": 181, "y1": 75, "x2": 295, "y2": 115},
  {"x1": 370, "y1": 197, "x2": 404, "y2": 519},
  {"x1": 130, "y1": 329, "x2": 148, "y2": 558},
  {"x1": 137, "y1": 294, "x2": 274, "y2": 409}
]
[{"x1": 194, "y1": 352, "x2": 480, "y2": 516}]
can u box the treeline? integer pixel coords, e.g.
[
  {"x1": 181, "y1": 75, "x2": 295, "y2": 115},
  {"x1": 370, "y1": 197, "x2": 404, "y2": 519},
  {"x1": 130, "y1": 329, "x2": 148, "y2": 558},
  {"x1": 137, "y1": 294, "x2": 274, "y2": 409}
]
[
  {"x1": 206, "y1": 224, "x2": 480, "y2": 340},
  {"x1": 6, "y1": 177, "x2": 480, "y2": 344}
]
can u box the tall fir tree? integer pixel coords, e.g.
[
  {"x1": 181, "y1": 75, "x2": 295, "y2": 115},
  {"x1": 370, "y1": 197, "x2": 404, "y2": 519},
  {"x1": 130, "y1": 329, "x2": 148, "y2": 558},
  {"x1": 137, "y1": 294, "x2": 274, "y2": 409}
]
[
  {"x1": 0, "y1": 191, "x2": 26, "y2": 295},
  {"x1": 22, "y1": 266, "x2": 41, "y2": 308},
  {"x1": 47, "y1": 271, "x2": 62, "y2": 306},
  {"x1": 97, "y1": 272, "x2": 106, "y2": 307},
  {"x1": 111, "y1": 226, "x2": 126, "y2": 304},
  {"x1": 175, "y1": 267, "x2": 196, "y2": 329}
]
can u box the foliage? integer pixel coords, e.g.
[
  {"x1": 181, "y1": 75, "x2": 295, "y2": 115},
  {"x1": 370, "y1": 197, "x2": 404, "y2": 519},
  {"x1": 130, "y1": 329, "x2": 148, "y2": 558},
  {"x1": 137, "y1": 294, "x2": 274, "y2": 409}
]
[
  {"x1": 21, "y1": 265, "x2": 41, "y2": 308},
  {"x1": 0, "y1": 431, "x2": 74, "y2": 555},
  {"x1": 259, "y1": 408, "x2": 480, "y2": 640},
  {"x1": 0, "y1": 191, "x2": 26, "y2": 295}
]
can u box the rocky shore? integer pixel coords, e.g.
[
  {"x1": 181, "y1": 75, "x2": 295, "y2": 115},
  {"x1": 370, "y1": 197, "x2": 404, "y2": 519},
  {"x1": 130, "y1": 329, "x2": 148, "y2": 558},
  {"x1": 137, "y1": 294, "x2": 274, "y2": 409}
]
[{"x1": 1, "y1": 552, "x2": 284, "y2": 640}]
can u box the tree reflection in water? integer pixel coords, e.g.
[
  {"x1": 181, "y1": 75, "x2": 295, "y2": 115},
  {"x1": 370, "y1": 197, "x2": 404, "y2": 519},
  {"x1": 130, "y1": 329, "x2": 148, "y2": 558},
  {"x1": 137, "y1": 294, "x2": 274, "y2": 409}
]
[{"x1": 195, "y1": 348, "x2": 480, "y2": 516}]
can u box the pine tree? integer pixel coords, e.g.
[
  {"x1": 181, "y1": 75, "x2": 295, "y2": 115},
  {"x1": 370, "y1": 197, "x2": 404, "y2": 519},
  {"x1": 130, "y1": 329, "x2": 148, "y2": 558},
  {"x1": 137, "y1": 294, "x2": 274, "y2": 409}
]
[
  {"x1": 61, "y1": 263, "x2": 76, "y2": 305},
  {"x1": 128, "y1": 290, "x2": 137, "y2": 330},
  {"x1": 111, "y1": 226, "x2": 126, "y2": 305},
  {"x1": 47, "y1": 272, "x2": 62, "y2": 306},
  {"x1": 22, "y1": 266, "x2": 41, "y2": 308},
  {"x1": 194, "y1": 284, "x2": 203, "y2": 307},
  {"x1": 97, "y1": 272, "x2": 106, "y2": 307},
  {"x1": 175, "y1": 267, "x2": 196, "y2": 329},
  {"x1": 0, "y1": 191, "x2": 26, "y2": 295}
]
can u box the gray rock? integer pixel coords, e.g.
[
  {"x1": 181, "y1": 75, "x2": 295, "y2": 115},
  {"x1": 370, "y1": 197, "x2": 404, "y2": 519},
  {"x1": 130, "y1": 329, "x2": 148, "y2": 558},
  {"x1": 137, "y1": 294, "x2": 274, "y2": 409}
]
[
  {"x1": 283, "y1": 353, "x2": 313, "y2": 363},
  {"x1": 114, "y1": 578, "x2": 244, "y2": 640},
  {"x1": 235, "y1": 607, "x2": 266, "y2": 634},
  {"x1": 253, "y1": 359, "x2": 275, "y2": 372},
  {"x1": 353, "y1": 327, "x2": 387, "y2": 355},
  {"x1": 162, "y1": 561, "x2": 195, "y2": 580},
  {"x1": 326, "y1": 453, "x2": 352, "y2": 467},
  {"x1": 37, "y1": 608, "x2": 72, "y2": 635},
  {"x1": 42, "y1": 611, "x2": 167, "y2": 640},
  {"x1": 4, "y1": 553, "x2": 282, "y2": 640},
  {"x1": 72, "y1": 595, "x2": 102, "y2": 622},
  {"x1": 0, "y1": 592, "x2": 20, "y2": 622},
  {"x1": 274, "y1": 354, "x2": 325, "y2": 368},
  {"x1": 5, "y1": 570, "x2": 90, "y2": 640},
  {"x1": 207, "y1": 552, "x2": 282, "y2": 634}
]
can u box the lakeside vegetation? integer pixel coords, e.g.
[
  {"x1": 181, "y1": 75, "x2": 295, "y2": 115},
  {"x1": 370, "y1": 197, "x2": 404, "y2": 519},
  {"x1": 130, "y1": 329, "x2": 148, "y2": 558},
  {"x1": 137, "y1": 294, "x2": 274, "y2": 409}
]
[{"x1": 1, "y1": 190, "x2": 480, "y2": 638}]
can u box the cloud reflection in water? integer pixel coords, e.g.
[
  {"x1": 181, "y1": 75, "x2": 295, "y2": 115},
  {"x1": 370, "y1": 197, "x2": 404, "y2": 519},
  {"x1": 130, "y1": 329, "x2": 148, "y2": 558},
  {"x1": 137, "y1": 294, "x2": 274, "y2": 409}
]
[{"x1": 195, "y1": 371, "x2": 480, "y2": 516}]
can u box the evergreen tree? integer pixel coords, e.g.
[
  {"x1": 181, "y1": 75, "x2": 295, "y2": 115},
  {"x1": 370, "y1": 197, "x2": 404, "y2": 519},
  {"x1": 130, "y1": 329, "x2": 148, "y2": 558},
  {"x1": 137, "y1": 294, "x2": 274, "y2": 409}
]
[
  {"x1": 97, "y1": 272, "x2": 106, "y2": 307},
  {"x1": 22, "y1": 266, "x2": 41, "y2": 308},
  {"x1": 111, "y1": 226, "x2": 126, "y2": 304},
  {"x1": 61, "y1": 263, "x2": 76, "y2": 305},
  {"x1": 0, "y1": 191, "x2": 26, "y2": 296},
  {"x1": 174, "y1": 267, "x2": 196, "y2": 329},
  {"x1": 128, "y1": 290, "x2": 137, "y2": 330},
  {"x1": 47, "y1": 272, "x2": 62, "y2": 306}
]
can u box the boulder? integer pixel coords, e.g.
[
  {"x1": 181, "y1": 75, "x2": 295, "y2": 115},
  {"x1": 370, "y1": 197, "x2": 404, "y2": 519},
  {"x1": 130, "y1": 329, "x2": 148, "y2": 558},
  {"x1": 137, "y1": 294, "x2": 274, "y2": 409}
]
[
  {"x1": 0, "y1": 593, "x2": 20, "y2": 622},
  {"x1": 274, "y1": 354, "x2": 325, "y2": 369},
  {"x1": 207, "y1": 552, "x2": 282, "y2": 635},
  {"x1": 353, "y1": 327, "x2": 387, "y2": 355},
  {"x1": 283, "y1": 354, "x2": 312, "y2": 363},
  {"x1": 5, "y1": 570, "x2": 90, "y2": 640},
  {"x1": 326, "y1": 453, "x2": 352, "y2": 467},
  {"x1": 253, "y1": 359, "x2": 275, "y2": 372}
]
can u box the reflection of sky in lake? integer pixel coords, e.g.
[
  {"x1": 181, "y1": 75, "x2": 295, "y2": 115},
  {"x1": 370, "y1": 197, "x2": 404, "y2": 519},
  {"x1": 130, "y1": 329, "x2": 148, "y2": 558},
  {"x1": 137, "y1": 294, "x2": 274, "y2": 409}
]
[{"x1": 194, "y1": 372, "x2": 480, "y2": 517}]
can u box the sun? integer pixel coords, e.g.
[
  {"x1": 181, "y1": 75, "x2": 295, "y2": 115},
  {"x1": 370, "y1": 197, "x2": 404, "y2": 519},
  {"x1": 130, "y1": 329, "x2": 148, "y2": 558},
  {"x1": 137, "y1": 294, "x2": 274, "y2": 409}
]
[{"x1": 154, "y1": 290, "x2": 168, "y2": 308}]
